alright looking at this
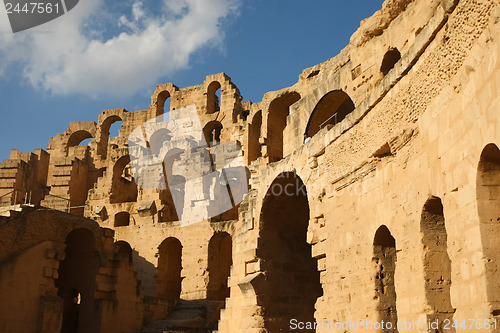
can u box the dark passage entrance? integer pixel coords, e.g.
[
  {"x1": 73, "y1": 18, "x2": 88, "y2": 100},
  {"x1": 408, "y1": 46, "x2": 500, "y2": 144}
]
[
  {"x1": 257, "y1": 172, "x2": 322, "y2": 332},
  {"x1": 477, "y1": 143, "x2": 500, "y2": 313},
  {"x1": 56, "y1": 228, "x2": 99, "y2": 333},
  {"x1": 207, "y1": 232, "x2": 232, "y2": 300},
  {"x1": 157, "y1": 237, "x2": 183, "y2": 299},
  {"x1": 373, "y1": 225, "x2": 398, "y2": 333},
  {"x1": 421, "y1": 196, "x2": 455, "y2": 332}
]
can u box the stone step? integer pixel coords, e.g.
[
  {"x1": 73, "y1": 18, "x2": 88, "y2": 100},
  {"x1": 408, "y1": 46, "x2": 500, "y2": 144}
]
[{"x1": 138, "y1": 299, "x2": 225, "y2": 333}]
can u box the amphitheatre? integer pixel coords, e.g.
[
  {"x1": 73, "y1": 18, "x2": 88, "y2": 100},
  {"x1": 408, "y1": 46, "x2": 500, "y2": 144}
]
[{"x1": 0, "y1": 0, "x2": 499, "y2": 332}]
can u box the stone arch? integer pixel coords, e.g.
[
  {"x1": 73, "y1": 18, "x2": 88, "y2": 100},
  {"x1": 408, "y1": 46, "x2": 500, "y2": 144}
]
[
  {"x1": 160, "y1": 149, "x2": 186, "y2": 222},
  {"x1": 257, "y1": 172, "x2": 322, "y2": 331},
  {"x1": 476, "y1": 143, "x2": 500, "y2": 313},
  {"x1": 373, "y1": 225, "x2": 398, "y2": 332},
  {"x1": 55, "y1": 228, "x2": 99, "y2": 333},
  {"x1": 207, "y1": 232, "x2": 232, "y2": 300},
  {"x1": 114, "y1": 240, "x2": 133, "y2": 263},
  {"x1": 67, "y1": 130, "x2": 93, "y2": 148},
  {"x1": 207, "y1": 81, "x2": 222, "y2": 114},
  {"x1": 157, "y1": 237, "x2": 183, "y2": 299},
  {"x1": 101, "y1": 115, "x2": 123, "y2": 138},
  {"x1": 267, "y1": 92, "x2": 301, "y2": 162},
  {"x1": 110, "y1": 155, "x2": 138, "y2": 204},
  {"x1": 114, "y1": 212, "x2": 131, "y2": 227},
  {"x1": 420, "y1": 196, "x2": 455, "y2": 330},
  {"x1": 149, "y1": 128, "x2": 172, "y2": 155},
  {"x1": 305, "y1": 90, "x2": 354, "y2": 138},
  {"x1": 157, "y1": 90, "x2": 171, "y2": 118},
  {"x1": 380, "y1": 48, "x2": 401, "y2": 76},
  {"x1": 98, "y1": 114, "x2": 123, "y2": 159},
  {"x1": 203, "y1": 120, "x2": 223, "y2": 147},
  {"x1": 248, "y1": 110, "x2": 262, "y2": 164},
  {"x1": 151, "y1": 84, "x2": 178, "y2": 117}
]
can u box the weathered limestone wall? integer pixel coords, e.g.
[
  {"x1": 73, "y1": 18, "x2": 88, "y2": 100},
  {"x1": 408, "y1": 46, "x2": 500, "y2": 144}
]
[
  {"x1": 0, "y1": 0, "x2": 498, "y2": 332},
  {"x1": 0, "y1": 209, "x2": 146, "y2": 333}
]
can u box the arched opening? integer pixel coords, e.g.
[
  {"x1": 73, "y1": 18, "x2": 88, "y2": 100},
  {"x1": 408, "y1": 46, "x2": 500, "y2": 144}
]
[
  {"x1": 207, "y1": 232, "x2": 232, "y2": 300},
  {"x1": 203, "y1": 121, "x2": 223, "y2": 147},
  {"x1": 67, "y1": 130, "x2": 93, "y2": 149},
  {"x1": 110, "y1": 155, "x2": 138, "y2": 203},
  {"x1": 157, "y1": 237, "x2": 183, "y2": 299},
  {"x1": 267, "y1": 92, "x2": 301, "y2": 162},
  {"x1": 160, "y1": 149, "x2": 186, "y2": 222},
  {"x1": 207, "y1": 81, "x2": 221, "y2": 114},
  {"x1": 477, "y1": 143, "x2": 500, "y2": 313},
  {"x1": 257, "y1": 172, "x2": 322, "y2": 331},
  {"x1": 79, "y1": 138, "x2": 92, "y2": 146},
  {"x1": 114, "y1": 241, "x2": 133, "y2": 264},
  {"x1": 380, "y1": 48, "x2": 401, "y2": 76},
  {"x1": 55, "y1": 228, "x2": 99, "y2": 333},
  {"x1": 248, "y1": 111, "x2": 262, "y2": 164},
  {"x1": 373, "y1": 225, "x2": 398, "y2": 332},
  {"x1": 108, "y1": 120, "x2": 123, "y2": 138},
  {"x1": 149, "y1": 128, "x2": 172, "y2": 155},
  {"x1": 305, "y1": 90, "x2": 354, "y2": 138},
  {"x1": 114, "y1": 212, "x2": 131, "y2": 227},
  {"x1": 156, "y1": 90, "x2": 171, "y2": 119},
  {"x1": 421, "y1": 196, "x2": 454, "y2": 330},
  {"x1": 98, "y1": 115, "x2": 123, "y2": 159}
]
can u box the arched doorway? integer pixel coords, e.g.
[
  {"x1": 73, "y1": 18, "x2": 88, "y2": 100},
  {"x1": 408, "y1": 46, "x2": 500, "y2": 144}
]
[
  {"x1": 98, "y1": 115, "x2": 123, "y2": 159},
  {"x1": 421, "y1": 196, "x2": 454, "y2": 331},
  {"x1": 267, "y1": 92, "x2": 301, "y2": 162},
  {"x1": 248, "y1": 111, "x2": 262, "y2": 164},
  {"x1": 373, "y1": 225, "x2": 398, "y2": 332},
  {"x1": 305, "y1": 90, "x2": 354, "y2": 138},
  {"x1": 55, "y1": 228, "x2": 99, "y2": 333},
  {"x1": 110, "y1": 155, "x2": 138, "y2": 204},
  {"x1": 207, "y1": 232, "x2": 232, "y2": 300},
  {"x1": 156, "y1": 90, "x2": 171, "y2": 120},
  {"x1": 477, "y1": 143, "x2": 500, "y2": 313},
  {"x1": 157, "y1": 237, "x2": 183, "y2": 299},
  {"x1": 203, "y1": 121, "x2": 223, "y2": 147},
  {"x1": 257, "y1": 172, "x2": 322, "y2": 331},
  {"x1": 207, "y1": 81, "x2": 221, "y2": 114}
]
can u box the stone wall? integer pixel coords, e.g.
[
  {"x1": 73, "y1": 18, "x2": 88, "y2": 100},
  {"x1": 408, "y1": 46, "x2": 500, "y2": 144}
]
[{"x1": 0, "y1": 0, "x2": 498, "y2": 332}]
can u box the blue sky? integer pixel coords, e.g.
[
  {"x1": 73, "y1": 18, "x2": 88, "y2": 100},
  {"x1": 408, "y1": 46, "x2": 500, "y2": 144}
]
[{"x1": 0, "y1": 0, "x2": 383, "y2": 161}]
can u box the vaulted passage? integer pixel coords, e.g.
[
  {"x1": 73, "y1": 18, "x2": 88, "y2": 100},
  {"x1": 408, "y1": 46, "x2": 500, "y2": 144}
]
[
  {"x1": 373, "y1": 225, "x2": 398, "y2": 332},
  {"x1": 305, "y1": 90, "x2": 354, "y2": 138},
  {"x1": 421, "y1": 197, "x2": 455, "y2": 331},
  {"x1": 207, "y1": 232, "x2": 232, "y2": 300},
  {"x1": 257, "y1": 172, "x2": 322, "y2": 332},
  {"x1": 203, "y1": 121, "x2": 223, "y2": 147},
  {"x1": 267, "y1": 92, "x2": 301, "y2": 162},
  {"x1": 157, "y1": 237, "x2": 183, "y2": 299},
  {"x1": 56, "y1": 229, "x2": 99, "y2": 333},
  {"x1": 477, "y1": 143, "x2": 500, "y2": 313},
  {"x1": 110, "y1": 155, "x2": 138, "y2": 204},
  {"x1": 98, "y1": 115, "x2": 123, "y2": 159}
]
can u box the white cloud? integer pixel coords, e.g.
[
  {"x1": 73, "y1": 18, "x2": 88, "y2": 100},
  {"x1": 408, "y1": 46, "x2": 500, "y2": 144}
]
[{"x1": 0, "y1": 0, "x2": 240, "y2": 97}]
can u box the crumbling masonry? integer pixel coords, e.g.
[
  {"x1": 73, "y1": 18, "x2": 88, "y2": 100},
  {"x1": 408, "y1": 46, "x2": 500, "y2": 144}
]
[{"x1": 0, "y1": 0, "x2": 499, "y2": 332}]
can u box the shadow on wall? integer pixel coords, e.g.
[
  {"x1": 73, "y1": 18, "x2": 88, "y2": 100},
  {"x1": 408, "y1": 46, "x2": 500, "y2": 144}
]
[{"x1": 132, "y1": 249, "x2": 159, "y2": 297}]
